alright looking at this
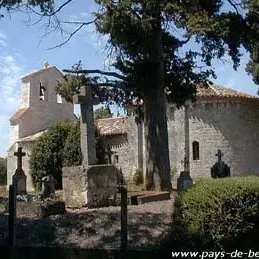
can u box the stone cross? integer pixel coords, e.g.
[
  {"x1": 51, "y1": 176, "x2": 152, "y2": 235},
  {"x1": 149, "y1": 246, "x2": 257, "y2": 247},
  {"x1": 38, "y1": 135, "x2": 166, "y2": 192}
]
[
  {"x1": 215, "y1": 149, "x2": 223, "y2": 162},
  {"x1": 41, "y1": 175, "x2": 56, "y2": 199},
  {"x1": 14, "y1": 147, "x2": 25, "y2": 172},
  {"x1": 13, "y1": 147, "x2": 27, "y2": 194},
  {"x1": 181, "y1": 156, "x2": 189, "y2": 171},
  {"x1": 105, "y1": 145, "x2": 114, "y2": 164},
  {"x1": 73, "y1": 85, "x2": 97, "y2": 166}
]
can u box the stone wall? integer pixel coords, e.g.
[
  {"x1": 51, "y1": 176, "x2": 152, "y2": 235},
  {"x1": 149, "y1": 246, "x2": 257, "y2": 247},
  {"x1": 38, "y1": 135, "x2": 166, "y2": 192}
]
[
  {"x1": 9, "y1": 124, "x2": 19, "y2": 147},
  {"x1": 20, "y1": 82, "x2": 30, "y2": 108},
  {"x1": 62, "y1": 165, "x2": 119, "y2": 208},
  {"x1": 168, "y1": 100, "x2": 259, "y2": 181},
  {"x1": 21, "y1": 67, "x2": 67, "y2": 108},
  {"x1": 105, "y1": 116, "x2": 139, "y2": 182},
  {"x1": 19, "y1": 102, "x2": 75, "y2": 139}
]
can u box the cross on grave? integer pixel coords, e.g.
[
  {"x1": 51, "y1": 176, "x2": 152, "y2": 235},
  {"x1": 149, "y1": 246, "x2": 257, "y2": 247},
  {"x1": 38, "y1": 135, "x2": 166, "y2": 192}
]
[
  {"x1": 105, "y1": 145, "x2": 114, "y2": 164},
  {"x1": 13, "y1": 147, "x2": 27, "y2": 194},
  {"x1": 73, "y1": 85, "x2": 97, "y2": 166},
  {"x1": 14, "y1": 147, "x2": 26, "y2": 172},
  {"x1": 181, "y1": 156, "x2": 189, "y2": 171},
  {"x1": 215, "y1": 149, "x2": 223, "y2": 162}
]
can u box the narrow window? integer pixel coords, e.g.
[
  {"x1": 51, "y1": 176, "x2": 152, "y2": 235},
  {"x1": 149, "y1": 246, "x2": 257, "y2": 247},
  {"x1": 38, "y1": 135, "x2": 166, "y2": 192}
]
[
  {"x1": 114, "y1": 155, "x2": 119, "y2": 164},
  {"x1": 39, "y1": 82, "x2": 45, "y2": 100},
  {"x1": 192, "y1": 141, "x2": 199, "y2": 160}
]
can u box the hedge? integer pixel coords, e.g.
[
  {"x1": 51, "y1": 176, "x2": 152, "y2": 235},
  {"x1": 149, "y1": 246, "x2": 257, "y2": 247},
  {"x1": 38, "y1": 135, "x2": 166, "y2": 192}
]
[{"x1": 169, "y1": 177, "x2": 259, "y2": 251}]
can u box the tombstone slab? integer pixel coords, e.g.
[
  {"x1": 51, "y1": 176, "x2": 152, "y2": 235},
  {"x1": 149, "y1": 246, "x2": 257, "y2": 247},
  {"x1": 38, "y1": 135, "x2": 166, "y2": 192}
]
[
  {"x1": 62, "y1": 165, "x2": 119, "y2": 208},
  {"x1": 41, "y1": 175, "x2": 56, "y2": 199},
  {"x1": 177, "y1": 171, "x2": 193, "y2": 191}
]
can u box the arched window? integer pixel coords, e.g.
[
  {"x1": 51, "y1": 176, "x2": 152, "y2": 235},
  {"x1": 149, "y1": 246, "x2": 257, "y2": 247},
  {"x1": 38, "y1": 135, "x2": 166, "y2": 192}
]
[{"x1": 192, "y1": 141, "x2": 199, "y2": 160}]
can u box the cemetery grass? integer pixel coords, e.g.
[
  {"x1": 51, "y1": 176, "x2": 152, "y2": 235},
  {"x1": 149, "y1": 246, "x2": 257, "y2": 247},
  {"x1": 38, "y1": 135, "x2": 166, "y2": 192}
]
[
  {"x1": 127, "y1": 183, "x2": 143, "y2": 192},
  {"x1": 0, "y1": 185, "x2": 7, "y2": 213},
  {"x1": 0, "y1": 185, "x2": 7, "y2": 198}
]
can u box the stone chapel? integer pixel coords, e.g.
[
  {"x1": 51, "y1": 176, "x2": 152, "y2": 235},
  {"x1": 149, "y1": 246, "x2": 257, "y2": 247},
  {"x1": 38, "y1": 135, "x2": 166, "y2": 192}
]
[
  {"x1": 97, "y1": 83, "x2": 259, "y2": 185},
  {"x1": 7, "y1": 65, "x2": 76, "y2": 191},
  {"x1": 7, "y1": 65, "x2": 259, "y2": 191}
]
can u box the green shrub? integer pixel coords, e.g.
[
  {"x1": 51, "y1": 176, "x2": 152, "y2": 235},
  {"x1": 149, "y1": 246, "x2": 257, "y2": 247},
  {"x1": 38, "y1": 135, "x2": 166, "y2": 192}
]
[
  {"x1": 29, "y1": 121, "x2": 81, "y2": 190},
  {"x1": 133, "y1": 168, "x2": 144, "y2": 185},
  {"x1": 0, "y1": 157, "x2": 7, "y2": 185},
  {"x1": 180, "y1": 177, "x2": 259, "y2": 250},
  {"x1": 30, "y1": 120, "x2": 107, "y2": 190}
]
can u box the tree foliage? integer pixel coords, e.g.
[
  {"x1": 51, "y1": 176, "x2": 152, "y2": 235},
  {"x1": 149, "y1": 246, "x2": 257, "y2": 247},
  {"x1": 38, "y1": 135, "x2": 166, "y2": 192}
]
[
  {"x1": 29, "y1": 120, "x2": 81, "y2": 190},
  {"x1": 29, "y1": 119, "x2": 106, "y2": 190},
  {"x1": 0, "y1": 157, "x2": 7, "y2": 185},
  {"x1": 94, "y1": 106, "x2": 113, "y2": 120}
]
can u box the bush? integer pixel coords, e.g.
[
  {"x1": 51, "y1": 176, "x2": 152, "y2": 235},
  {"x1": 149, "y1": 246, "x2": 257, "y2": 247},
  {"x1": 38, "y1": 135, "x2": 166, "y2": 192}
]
[
  {"x1": 178, "y1": 177, "x2": 259, "y2": 250},
  {"x1": 0, "y1": 157, "x2": 7, "y2": 185},
  {"x1": 29, "y1": 121, "x2": 81, "y2": 190},
  {"x1": 30, "y1": 120, "x2": 106, "y2": 190},
  {"x1": 63, "y1": 120, "x2": 82, "y2": 167},
  {"x1": 133, "y1": 168, "x2": 144, "y2": 185}
]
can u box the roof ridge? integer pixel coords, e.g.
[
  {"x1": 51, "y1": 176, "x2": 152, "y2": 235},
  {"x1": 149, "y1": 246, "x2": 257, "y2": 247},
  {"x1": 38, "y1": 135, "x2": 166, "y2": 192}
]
[
  {"x1": 21, "y1": 66, "x2": 63, "y2": 81},
  {"x1": 96, "y1": 116, "x2": 126, "y2": 121},
  {"x1": 207, "y1": 81, "x2": 219, "y2": 95}
]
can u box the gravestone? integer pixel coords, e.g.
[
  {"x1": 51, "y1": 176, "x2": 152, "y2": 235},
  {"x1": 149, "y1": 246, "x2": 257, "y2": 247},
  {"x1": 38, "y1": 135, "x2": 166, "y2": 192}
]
[
  {"x1": 181, "y1": 156, "x2": 189, "y2": 172},
  {"x1": 8, "y1": 147, "x2": 26, "y2": 247},
  {"x1": 104, "y1": 145, "x2": 113, "y2": 164},
  {"x1": 177, "y1": 171, "x2": 193, "y2": 191},
  {"x1": 13, "y1": 147, "x2": 27, "y2": 195},
  {"x1": 211, "y1": 149, "x2": 231, "y2": 178},
  {"x1": 177, "y1": 156, "x2": 193, "y2": 191},
  {"x1": 41, "y1": 175, "x2": 56, "y2": 199}
]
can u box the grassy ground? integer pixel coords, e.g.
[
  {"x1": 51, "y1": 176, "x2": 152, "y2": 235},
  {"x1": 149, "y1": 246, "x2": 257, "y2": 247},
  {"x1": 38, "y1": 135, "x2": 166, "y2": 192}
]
[
  {"x1": 127, "y1": 183, "x2": 144, "y2": 192},
  {"x1": 0, "y1": 185, "x2": 7, "y2": 212},
  {"x1": 0, "y1": 185, "x2": 7, "y2": 198}
]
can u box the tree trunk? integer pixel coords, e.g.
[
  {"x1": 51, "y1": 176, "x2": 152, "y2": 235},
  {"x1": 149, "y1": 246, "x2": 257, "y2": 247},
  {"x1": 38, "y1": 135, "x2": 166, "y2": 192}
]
[
  {"x1": 143, "y1": 2, "x2": 171, "y2": 191},
  {"x1": 144, "y1": 92, "x2": 171, "y2": 191}
]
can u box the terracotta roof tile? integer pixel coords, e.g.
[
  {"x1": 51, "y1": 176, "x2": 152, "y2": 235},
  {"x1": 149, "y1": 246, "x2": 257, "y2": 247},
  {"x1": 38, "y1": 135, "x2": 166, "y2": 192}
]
[
  {"x1": 9, "y1": 108, "x2": 28, "y2": 122},
  {"x1": 96, "y1": 117, "x2": 127, "y2": 136},
  {"x1": 196, "y1": 83, "x2": 258, "y2": 101}
]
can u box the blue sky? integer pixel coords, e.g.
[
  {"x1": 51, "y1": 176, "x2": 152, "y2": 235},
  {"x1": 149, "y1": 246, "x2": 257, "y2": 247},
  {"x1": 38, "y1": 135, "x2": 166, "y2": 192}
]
[{"x1": 0, "y1": 0, "x2": 258, "y2": 157}]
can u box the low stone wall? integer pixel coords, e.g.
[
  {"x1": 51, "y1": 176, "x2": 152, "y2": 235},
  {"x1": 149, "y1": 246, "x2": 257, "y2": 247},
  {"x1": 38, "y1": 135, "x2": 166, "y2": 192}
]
[
  {"x1": 16, "y1": 201, "x2": 66, "y2": 218},
  {"x1": 62, "y1": 165, "x2": 119, "y2": 208}
]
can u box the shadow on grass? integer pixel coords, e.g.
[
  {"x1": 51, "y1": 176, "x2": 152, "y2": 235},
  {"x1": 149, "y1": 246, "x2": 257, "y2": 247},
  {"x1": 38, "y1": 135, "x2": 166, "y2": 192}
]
[
  {"x1": 1, "y1": 248, "x2": 163, "y2": 259},
  {"x1": 0, "y1": 200, "x2": 174, "y2": 258}
]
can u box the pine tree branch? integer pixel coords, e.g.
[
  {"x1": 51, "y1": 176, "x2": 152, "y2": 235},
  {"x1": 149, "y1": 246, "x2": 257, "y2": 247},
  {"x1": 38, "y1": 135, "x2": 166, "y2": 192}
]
[
  {"x1": 227, "y1": 0, "x2": 240, "y2": 14},
  {"x1": 47, "y1": 23, "x2": 85, "y2": 50},
  {"x1": 177, "y1": 36, "x2": 191, "y2": 47},
  {"x1": 25, "y1": 0, "x2": 72, "y2": 17},
  {"x1": 63, "y1": 69, "x2": 127, "y2": 81}
]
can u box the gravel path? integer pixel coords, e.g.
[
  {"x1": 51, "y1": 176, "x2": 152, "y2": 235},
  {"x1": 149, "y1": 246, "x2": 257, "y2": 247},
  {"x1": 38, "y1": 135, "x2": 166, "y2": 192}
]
[{"x1": 0, "y1": 198, "x2": 174, "y2": 249}]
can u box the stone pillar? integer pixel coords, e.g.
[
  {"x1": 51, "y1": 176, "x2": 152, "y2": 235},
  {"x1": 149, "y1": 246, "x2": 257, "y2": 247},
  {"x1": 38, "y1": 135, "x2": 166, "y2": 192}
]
[{"x1": 73, "y1": 85, "x2": 97, "y2": 166}]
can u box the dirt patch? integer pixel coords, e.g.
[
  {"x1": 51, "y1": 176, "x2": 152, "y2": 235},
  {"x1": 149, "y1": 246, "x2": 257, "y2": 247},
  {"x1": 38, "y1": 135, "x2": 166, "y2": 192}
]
[{"x1": 0, "y1": 197, "x2": 174, "y2": 249}]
